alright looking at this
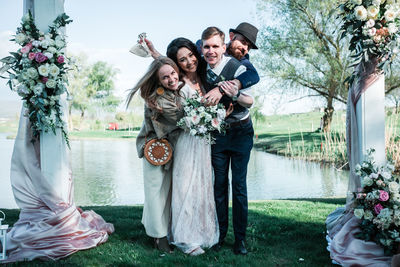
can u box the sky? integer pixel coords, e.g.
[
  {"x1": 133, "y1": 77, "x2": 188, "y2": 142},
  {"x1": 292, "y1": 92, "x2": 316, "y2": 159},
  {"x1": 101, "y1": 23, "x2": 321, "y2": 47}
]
[{"x1": 0, "y1": 0, "x2": 326, "y2": 114}]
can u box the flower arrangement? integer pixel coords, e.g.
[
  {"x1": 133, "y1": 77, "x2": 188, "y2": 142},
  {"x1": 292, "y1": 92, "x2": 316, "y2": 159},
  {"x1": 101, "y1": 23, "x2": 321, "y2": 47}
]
[
  {"x1": 177, "y1": 93, "x2": 227, "y2": 144},
  {"x1": 353, "y1": 149, "x2": 400, "y2": 254},
  {"x1": 0, "y1": 12, "x2": 72, "y2": 145},
  {"x1": 337, "y1": 0, "x2": 400, "y2": 85}
]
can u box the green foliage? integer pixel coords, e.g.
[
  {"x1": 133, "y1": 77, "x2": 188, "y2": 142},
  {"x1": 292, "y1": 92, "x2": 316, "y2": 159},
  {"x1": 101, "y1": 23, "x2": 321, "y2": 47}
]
[{"x1": 2, "y1": 199, "x2": 345, "y2": 266}]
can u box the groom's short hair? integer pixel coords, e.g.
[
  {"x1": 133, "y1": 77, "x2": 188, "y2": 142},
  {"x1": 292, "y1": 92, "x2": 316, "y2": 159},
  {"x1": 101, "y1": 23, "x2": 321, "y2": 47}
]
[{"x1": 201, "y1": 26, "x2": 225, "y2": 43}]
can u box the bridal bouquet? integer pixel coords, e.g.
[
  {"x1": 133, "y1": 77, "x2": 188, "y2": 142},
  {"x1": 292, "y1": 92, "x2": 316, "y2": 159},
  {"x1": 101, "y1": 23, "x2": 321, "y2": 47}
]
[
  {"x1": 177, "y1": 93, "x2": 227, "y2": 144},
  {"x1": 0, "y1": 12, "x2": 72, "y2": 145},
  {"x1": 337, "y1": 0, "x2": 400, "y2": 85},
  {"x1": 353, "y1": 149, "x2": 400, "y2": 254}
]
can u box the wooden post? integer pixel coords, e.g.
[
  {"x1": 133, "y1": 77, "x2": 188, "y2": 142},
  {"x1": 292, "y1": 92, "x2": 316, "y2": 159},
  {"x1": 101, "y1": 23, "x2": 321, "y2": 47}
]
[
  {"x1": 355, "y1": 74, "x2": 386, "y2": 166},
  {"x1": 24, "y1": 0, "x2": 70, "y2": 202}
]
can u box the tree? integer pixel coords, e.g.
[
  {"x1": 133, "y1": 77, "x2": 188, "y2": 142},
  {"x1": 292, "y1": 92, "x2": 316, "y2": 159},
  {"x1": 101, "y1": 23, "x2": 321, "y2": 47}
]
[{"x1": 255, "y1": 0, "x2": 351, "y2": 132}]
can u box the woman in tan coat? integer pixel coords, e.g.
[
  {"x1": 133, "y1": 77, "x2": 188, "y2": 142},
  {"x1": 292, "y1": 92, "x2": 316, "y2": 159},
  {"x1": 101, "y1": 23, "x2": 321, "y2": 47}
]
[{"x1": 126, "y1": 57, "x2": 183, "y2": 253}]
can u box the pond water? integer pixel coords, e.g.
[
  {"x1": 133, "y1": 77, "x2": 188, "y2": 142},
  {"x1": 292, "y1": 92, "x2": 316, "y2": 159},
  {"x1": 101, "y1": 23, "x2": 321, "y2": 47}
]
[{"x1": 0, "y1": 133, "x2": 349, "y2": 209}]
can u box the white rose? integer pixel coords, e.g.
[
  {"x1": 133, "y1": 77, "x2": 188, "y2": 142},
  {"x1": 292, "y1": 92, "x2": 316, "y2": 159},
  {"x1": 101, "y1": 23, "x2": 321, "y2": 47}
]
[
  {"x1": 381, "y1": 171, "x2": 391, "y2": 179},
  {"x1": 46, "y1": 79, "x2": 57, "y2": 88},
  {"x1": 367, "y1": 6, "x2": 380, "y2": 18},
  {"x1": 184, "y1": 106, "x2": 191, "y2": 113},
  {"x1": 355, "y1": 6, "x2": 368, "y2": 21},
  {"x1": 205, "y1": 113, "x2": 212, "y2": 122},
  {"x1": 17, "y1": 84, "x2": 29, "y2": 95},
  {"x1": 385, "y1": 9, "x2": 396, "y2": 21},
  {"x1": 32, "y1": 40, "x2": 40, "y2": 47},
  {"x1": 351, "y1": 0, "x2": 362, "y2": 5},
  {"x1": 40, "y1": 39, "x2": 50, "y2": 48},
  {"x1": 198, "y1": 125, "x2": 207, "y2": 134},
  {"x1": 43, "y1": 52, "x2": 53, "y2": 59},
  {"x1": 217, "y1": 109, "x2": 226, "y2": 120},
  {"x1": 55, "y1": 40, "x2": 65, "y2": 48},
  {"x1": 189, "y1": 129, "x2": 197, "y2": 136},
  {"x1": 191, "y1": 115, "x2": 200, "y2": 125},
  {"x1": 372, "y1": 0, "x2": 381, "y2": 6},
  {"x1": 389, "y1": 182, "x2": 400, "y2": 193},
  {"x1": 368, "y1": 27, "x2": 377, "y2": 36},
  {"x1": 362, "y1": 176, "x2": 374, "y2": 186},
  {"x1": 46, "y1": 47, "x2": 57, "y2": 54},
  {"x1": 388, "y1": 23, "x2": 398, "y2": 34},
  {"x1": 198, "y1": 106, "x2": 205, "y2": 113},
  {"x1": 49, "y1": 64, "x2": 60, "y2": 77},
  {"x1": 27, "y1": 67, "x2": 38, "y2": 79},
  {"x1": 355, "y1": 164, "x2": 362, "y2": 171},
  {"x1": 15, "y1": 33, "x2": 26, "y2": 45},
  {"x1": 33, "y1": 83, "x2": 44, "y2": 95},
  {"x1": 38, "y1": 63, "x2": 50, "y2": 77},
  {"x1": 354, "y1": 208, "x2": 365, "y2": 219},
  {"x1": 366, "y1": 19, "x2": 376, "y2": 28},
  {"x1": 190, "y1": 109, "x2": 197, "y2": 116},
  {"x1": 370, "y1": 173, "x2": 379, "y2": 179}
]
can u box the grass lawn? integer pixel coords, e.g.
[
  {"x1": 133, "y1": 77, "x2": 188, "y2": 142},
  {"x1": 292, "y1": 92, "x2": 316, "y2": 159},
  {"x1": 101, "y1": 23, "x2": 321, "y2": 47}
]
[
  {"x1": 69, "y1": 130, "x2": 138, "y2": 140},
  {"x1": 2, "y1": 199, "x2": 345, "y2": 266}
]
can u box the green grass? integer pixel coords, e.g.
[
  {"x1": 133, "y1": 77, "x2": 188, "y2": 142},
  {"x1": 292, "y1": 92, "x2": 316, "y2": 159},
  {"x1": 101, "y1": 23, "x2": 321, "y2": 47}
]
[
  {"x1": 69, "y1": 130, "x2": 138, "y2": 140},
  {"x1": 2, "y1": 199, "x2": 345, "y2": 266}
]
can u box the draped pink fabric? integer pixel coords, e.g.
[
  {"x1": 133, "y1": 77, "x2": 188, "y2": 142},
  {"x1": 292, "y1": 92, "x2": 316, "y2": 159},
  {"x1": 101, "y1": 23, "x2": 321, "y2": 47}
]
[
  {"x1": 3, "y1": 110, "x2": 114, "y2": 263},
  {"x1": 327, "y1": 61, "x2": 392, "y2": 266}
]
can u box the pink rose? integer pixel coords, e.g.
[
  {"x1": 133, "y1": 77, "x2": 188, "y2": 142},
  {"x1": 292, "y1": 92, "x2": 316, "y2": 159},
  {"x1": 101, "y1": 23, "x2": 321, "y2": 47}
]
[
  {"x1": 379, "y1": 190, "x2": 389, "y2": 202},
  {"x1": 57, "y1": 55, "x2": 64, "y2": 63},
  {"x1": 41, "y1": 77, "x2": 48, "y2": 83},
  {"x1": 35, "y1": 52, "x2": 47, "y2": 63},
  {"x1": 28, "y1": 52, "x2": 36, "y2": 60},
  {"x1": 374, "y1": 203, "x2": 384, "y2": 215},
  {"x1": 21, "y1": 45, "x2": 31, "y2": 54}
]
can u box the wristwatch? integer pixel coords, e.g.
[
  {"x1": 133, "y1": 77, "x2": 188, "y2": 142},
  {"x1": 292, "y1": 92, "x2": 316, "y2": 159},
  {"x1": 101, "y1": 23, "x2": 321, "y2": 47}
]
[{"x1": 232, "y1": 90, "x2": 241, "y2": 102}]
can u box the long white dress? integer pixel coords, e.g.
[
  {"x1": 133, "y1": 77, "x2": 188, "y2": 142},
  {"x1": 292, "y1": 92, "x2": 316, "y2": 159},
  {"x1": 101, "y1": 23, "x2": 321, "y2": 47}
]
[{"x1": 170, "y1": 84, "x2": 219, "y2": 254}]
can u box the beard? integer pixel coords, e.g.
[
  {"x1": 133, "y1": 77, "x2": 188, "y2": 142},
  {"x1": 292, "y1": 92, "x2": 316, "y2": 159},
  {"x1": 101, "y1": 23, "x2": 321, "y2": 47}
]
[{"x1": 228, "y1": 45, "x2": 244, "y2": 60}]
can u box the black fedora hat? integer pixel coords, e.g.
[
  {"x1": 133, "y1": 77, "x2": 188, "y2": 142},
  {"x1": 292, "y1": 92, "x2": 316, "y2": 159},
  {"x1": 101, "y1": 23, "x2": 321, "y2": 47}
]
[{"x1": 229, "y1": 22, "x2": 258, "y2": 49}]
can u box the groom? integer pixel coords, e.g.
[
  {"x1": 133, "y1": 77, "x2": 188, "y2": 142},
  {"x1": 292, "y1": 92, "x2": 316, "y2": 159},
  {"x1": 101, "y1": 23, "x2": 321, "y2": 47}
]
[{"x1": 200, "y1": 24, "x2": 259, "y2": 255}]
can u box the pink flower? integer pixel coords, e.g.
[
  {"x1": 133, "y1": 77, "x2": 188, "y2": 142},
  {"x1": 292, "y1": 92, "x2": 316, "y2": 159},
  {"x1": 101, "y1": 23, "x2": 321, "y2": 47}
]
[
  {"x1": 57, "y1": 55, "x2": 64, "y2": 63},
  {"x1": 41, "y1": 77, "x2": 48, "y2": 83},
  {"x1": 211, "y1": 118, "x2": 220, "y2": 130},
  {"x1": 28, "y1": 52, "x2": 36, "y2": 60},
  {"x1": 379, "y1": 190, "x2": 389, "y2": 202},
  {"x1": 374, "y1": 203, "x2": 384, "y2": 215},
  {"x1": 21, "y1": 45, "x2": 31, "y2": 54},
  {"x1": 35, "y1": 52, "x2": 47, "y2": 63}
]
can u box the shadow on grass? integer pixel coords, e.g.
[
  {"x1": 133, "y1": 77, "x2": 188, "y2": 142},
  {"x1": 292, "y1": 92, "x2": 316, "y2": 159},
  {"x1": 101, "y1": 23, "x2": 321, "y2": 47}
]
[{"x1": 2, "y1": 202, "x2": 338, "y2": 267}]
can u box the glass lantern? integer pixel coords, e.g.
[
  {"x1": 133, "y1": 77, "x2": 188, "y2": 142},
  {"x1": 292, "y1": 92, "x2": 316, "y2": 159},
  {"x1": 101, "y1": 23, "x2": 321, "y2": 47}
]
[{"x1": 0, "y1": 210, "x2": 8, "y2": 261}]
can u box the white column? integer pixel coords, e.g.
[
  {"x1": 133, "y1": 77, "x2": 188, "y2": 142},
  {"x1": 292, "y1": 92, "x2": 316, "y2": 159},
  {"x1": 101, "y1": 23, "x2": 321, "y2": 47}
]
[
  {"x1": 355, "y1": 74, "x2": 386, "y2": 166},
  {"x1": 24, "y1": 0, "x2": 70, "y2": 202}
]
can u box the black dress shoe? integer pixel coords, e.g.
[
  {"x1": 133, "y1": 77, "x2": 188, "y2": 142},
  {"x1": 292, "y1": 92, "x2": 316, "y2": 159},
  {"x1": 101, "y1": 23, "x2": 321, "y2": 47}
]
[
  {"x1": 211, "y1": 240, "x2": 224, "y2": 252},
  {"x1": 233, "y1": 240, "x2": 248, "y2": 255}
]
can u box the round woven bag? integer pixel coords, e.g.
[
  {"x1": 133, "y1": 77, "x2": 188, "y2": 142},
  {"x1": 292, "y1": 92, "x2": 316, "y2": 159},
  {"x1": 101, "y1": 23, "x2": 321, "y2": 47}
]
[{"x1": 144, "y1": 139, "x2": 172, "y2": 166}]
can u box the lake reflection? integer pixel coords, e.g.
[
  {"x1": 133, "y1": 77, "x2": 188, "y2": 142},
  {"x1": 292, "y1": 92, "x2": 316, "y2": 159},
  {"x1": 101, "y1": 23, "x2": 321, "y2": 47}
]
[{"x1": 0, "y1": 135, "x2": 349, "y2": 209}]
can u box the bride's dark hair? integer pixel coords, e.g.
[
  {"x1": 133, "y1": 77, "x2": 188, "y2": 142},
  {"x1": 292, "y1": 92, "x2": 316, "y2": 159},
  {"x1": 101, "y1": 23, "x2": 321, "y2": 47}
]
[
  {"x1": 166, "y1": 37, "x2": 206, "y2": 84},
  {"x1": 126, "y1": 56, "x2": 181, "y2": 112}
]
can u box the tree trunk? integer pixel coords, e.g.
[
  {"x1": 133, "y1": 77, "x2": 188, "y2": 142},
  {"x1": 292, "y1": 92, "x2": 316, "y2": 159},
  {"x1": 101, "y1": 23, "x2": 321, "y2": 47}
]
[{"x1": 322, "y1": 97, "x2": 334, "y2": 132}]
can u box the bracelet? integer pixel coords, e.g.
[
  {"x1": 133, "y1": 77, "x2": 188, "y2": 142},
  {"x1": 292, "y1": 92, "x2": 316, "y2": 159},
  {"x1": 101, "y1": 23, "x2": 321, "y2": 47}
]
[{"x1": 218, "y1": 86, "x2": 225, "y2": 95}]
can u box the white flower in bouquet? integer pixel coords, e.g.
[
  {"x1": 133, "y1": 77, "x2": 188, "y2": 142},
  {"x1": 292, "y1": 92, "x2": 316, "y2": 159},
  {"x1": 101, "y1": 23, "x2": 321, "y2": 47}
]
[
  {"x1": 40, "y1": 39, "x2": 50, "y2": 48},
  {"x1": 190, "y1": 129, "x2": 197, "y2": 136},
  {"x1": 183, "y1": 117, "x2": 192, "y2": 127},
  {"x1": 370, "y1": 172, "x2": 379, "y2": 179},
  {"x1": 27, "y1": 67, "x2": 39, "y2": 79},
  {"x1": 15, "y1": 33, "x2": 27, "y2": 45},
  {"x1": 33, "y1": 83, "x2": 44, "y2": 95},
  {"x1": 354, "y1": 6, "x2": 368, "y2": 21},
  {"x1": 382, "y1": 171, "x2": 392, "y2": 179},
  {"x1": 46, "y1": 79, "x2": 57, "y2": 88},
  {"x1": 366, "y1": 19, "x2": 376, "y2": 28},
  {"x1": 372, "y1": 0, "x2": 382, "y2": 6},
  {"x1": 49, "y1": 64, "x2": 60, "y2": 77},
  {"x1": 217, "y1": 109, "x2": 226, "y2": 121},
  {"x1": 351, "y1": 0, "x2": 362, "y2": 5},
  {"x1": 17, "y1": 84, "x2": 29, "y2": 95},
  {"x1": 354, "y1": 208, "x2": 365, "y2": 219},
  {"x1": 55, "y1": 39, "x2": 65, "y2": 48},
  {"x1": 191, "y1": 115, "x2": 200, "y2": 125},
  {"x1": 388, "y1": 23, "x2": 398, "y2": 34},
  {"x1": 184, "y1": 106, "x2": 191, "y2": 113},
  {"x1": 198, "y1": 106, "x2": 205, "y2": 113},
  {"x1": 38, "y1": 63, "x2": 50, "y2": 76},
  {"x1": 385, "y1": 8, "x2": 397, "y2": 21},
  {"x1": 211, "y1": 118, "x2": 221, "y2": 130},
  {"x1": 387, "y1": 163, "x2": 396, "y2": 171},
  {"x1": 367, "y1": 6, "x2": 380, "y2": 19},
  {"x1": 364, "y1": 210, "x2": 374, "y2": 220},
  {"x1": 355, "y1": 164, "x2": 362, "y2": 171},
  {"x1": 46, "y1": 47, "x2": 57, "y2": 54},
  {"x1": 32, "y1": 40, "x2": 40, "y2": 47},
  {"x1": 368, "y1": 27, "x2": 377, "y2": 36},
  {"x1": 389, "y1": 181, "x2": 400, "y2": 193},
  {"x1": 387, "y1": 0, "x2": 395, "y2": 4},
  {"x1": 363, "y1": 176, "x2": 374, "y2": 186},
  {"x1": 198, "y1": 125, "x2": 207, "y2": 134},
  {"x1": 362, "y1": 162, "x2": 369, "y2": 168},
  {"x1": 205, "y1": 113, "x2": 212, "y2": 122},
  {"x1": 44, "y1": 52, "x2": 53, "y2": 59},
  {"x1": 393, "y1": 193, "x2": 400, "y2": 202},
  {"x1": 190, "y1": 109, "x2": 197, "y2": 116}
]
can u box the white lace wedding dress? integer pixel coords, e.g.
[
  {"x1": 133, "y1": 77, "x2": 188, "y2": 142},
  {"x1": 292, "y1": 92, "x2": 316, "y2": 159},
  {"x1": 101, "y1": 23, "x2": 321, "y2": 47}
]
[{"x1": 170, "y1": 84, "x2": 219, "y2": 254}]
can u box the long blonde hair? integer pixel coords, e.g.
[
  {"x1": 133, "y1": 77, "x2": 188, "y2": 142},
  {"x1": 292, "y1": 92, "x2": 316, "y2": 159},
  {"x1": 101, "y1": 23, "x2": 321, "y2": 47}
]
[{"x1": 126, "y1": 56, "x2": 182, "y2": 112}]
